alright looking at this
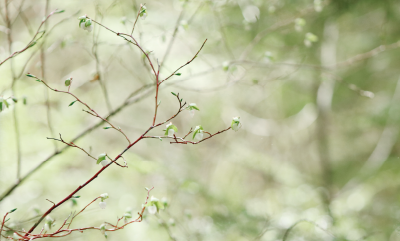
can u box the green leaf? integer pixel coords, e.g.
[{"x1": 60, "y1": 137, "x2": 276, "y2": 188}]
[
  {"x1": 305, "y1": 32, "x2": 318, "y2": 42},
  {"x1": 159, "y1": 137, "x2": 162, "y2": 141},
  {"x1": 33, "y1": 208, "x2": 40, "y2": 214},
  {"x1": 28, "y1": 41, "x2": 37, "y2": 48},
  {"x1": 71, "y1": 199, "x2": 78, "y2": 206},
  {"x1": 97, "y1": 153, "x2": 107, "y2": 164},
  {"x1": 3, "y1": 100, "x2": 9, "y2": 108},
  {"x1": 103, "y1": 127, "x2": 112, "y2": 129},
  {"x1": 12, "y1": 97, "x2": 17, "y2": 103},
  {"x1": 85, "y1": 19, "x2": 92, "y2": 27},
  {"x1": 175, "y1": 73, "x2": 181, "y2": 76},
  {"x1": 4, "y1": 218, "x2": 10, "y2": 223},
  {"x1": 0, "y1": 101, "x2": 3, "y2": 112},
  {"x1": 164, "y1": 123, "x2": 178, "y2": 136},
  {"x1": 69, "y1": 100, "x2": 77, "y2": 106},
  {"x1": 231, "y1": 117, "x2": 241, "y2": 131},
  {"x1": 188, "y1": 103, "x2": 200, "y2": 111},
  {"x1": 9, "y1": 208, "x2": 17, "y2": 213},
  {"x1": 144, "y1": 200, "x2": 165, "y2": 213},
  {"x1": 192, "y1": 125, "x2": 204, "y2": 140},
  {"x1": 55, "y1": 9, "x2": 65, "y2": 14},
  {"x1": 79, "y1": 19, "x2": 85, "y2": 27},
  {"x1": 171, "y1": 92, "x2": 177, "y2": 96},
  {"x1": 65, "y1": 79, "x2": 71, "y2": 86},
  {"x1": 72, "y1": 196, "x2": 80, "y2": 198},
  {"x1": 26, "y1": 73, "x2": 36, "y2": 78},
  {"x1": 23, "y1": 96, "x2": 27, "y2": 105}
]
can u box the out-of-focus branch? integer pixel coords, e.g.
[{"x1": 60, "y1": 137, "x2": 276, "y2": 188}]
[
  {"x1": 211, "y1": 3, "x2": 235, "y2": 60},
  {"x1": 282, "y1": 219, "x2": 335, "y2": 241},
  {"x1": 160, "y1": 1, "x2": 187, "y2": 68},
  {"x1": 239, "y1": 6, "x2": 316, "y2": 60},
  {"x1": 334, "y1": 41, "x2": 400, "y2": 68},
  {"x1": 0, "y1": 9, "x2": 60, "y2": 67},
  {"x1": 40, "y1": 0, "x2": 58, "y2": 152},
  {"x1": 92, "y1": 6, "x2": 113, "y2": 113}
]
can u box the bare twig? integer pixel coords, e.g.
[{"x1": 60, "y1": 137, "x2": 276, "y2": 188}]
[
  {"x1": 0, "y1": 9, "x2": 59, "y2": 67},
  {"x1": 30, "y1": 77, "x2": 132, "y2": 144}
]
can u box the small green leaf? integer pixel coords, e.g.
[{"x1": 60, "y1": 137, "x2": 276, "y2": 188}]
[
  {"x1": 0, "y1": 101, "x2": 3, "y2": 112},
  {"x1": 159, "y1": 137, "x2": 162, "y2": 141},
  {"x1": 85, "y1": 19, "x2": 92, "y2": 27},
  {"x1": 192, "y1": 125, "x2": 204, "y2": 140},
  {"x1": 3, "y1": 100, "x2": 9, "y2": 108},
  {"x1": 33, "y1": 208, "x2": 40, "y2": 214},
  {"x1": 97, "y1": 153, "x2": 106, "y2": 164},
  {"x1": 23, "y1": 96, "x2": 27, "y2": 105},
  {"x1": 171, "y1": 92, "x2": 177, "y2": 96},
  {"x1": 164, "y1": 123, "x2": 178, "y2": 136},
  {"x1": 71, "y1": 199, "x2": 78, "y2": 206},
  {"x1": 26, "y1": 73, "x2": 36, "y2": 78},
  {"x1": 72, "y1": 196, "x2": 80, "y2": 198},
  {"x1": 12, "y1": 97, "x2": 17, "y2": 103},
  {"x1": 157, "y1": 100, "x2": 161, "y2": 106},
  {"x1": 4, "y1": 218, "x2": 10, "y2": 223},
  {"x1": 29, "y1": 41, "x2": 37, "y2": 48},
  {"x1": 55, "y1": 9, "x2": 65, "y2": 14},
  {"x1": 9, "y1": 208, "x2": 17, "y2": 213},
  {"x1": 103, "y1": 127, "x2": 112, "y2": 129},
  {"x1": 65, "y1": 79, "x2": 71, "y2": 86},
  {"x1": 175, "y1": 73, "x2": 181, "y2": 76},
  {"x1": 69, "y1": 100, "x2": 77, "y2": 106},
  {"x1": 305, "y1": 32, "x2": 318, "y2": 42},
  {"x1": 79, "y1": 19, "x2": 85, "y2": 27},
  {"x1": 231, "y1": 116, "x2": 242, "y2": 131},
  {"x1": 145, "y1": 187, "x2": 150, "y2": 191},
  {"x1": 144, "y1": 200, "x2": 165, "y2": 213},
  {"x1": 188, "y1": 103, "x2": 200, "y2": 111}
]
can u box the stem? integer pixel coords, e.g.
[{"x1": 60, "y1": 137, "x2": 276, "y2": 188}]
[
  {"x1": 130, "y1": 4, "x2": 143, "y2": 35},
  {"x1": 160, "y1": 1, "x2": 187, "y2": 68},
  {"x1": 0, "y1": 84, "x2": 154, "y2": 202},
  {"x1": 0, "y1": 212, "x2": 9, "y2": 241},
  {"x1": 37, "y1": 79, "x2": 131, "y2": 144}
]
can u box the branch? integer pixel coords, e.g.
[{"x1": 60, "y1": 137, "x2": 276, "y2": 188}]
[
  {"x1": 160, "y1": 39, "x2": 207, "y2": 84},
  {"x1": 144, "y1": 126, "x2": 231, "y2": 145},
  {"x1": 47, "y1": 134, "x2": 96, "y2": 160},
  {"x1": 0, "y1": 84, "x2": 154, "y2": 202},
  {"x1": 130, "y1": 4, "x2": 144, "y2": 35},
  {"x1": 30, "y1": 76, "x2": 131, "y2": 144},
  {"x1": 23, "y1": 188, "x2": 154, "y2": 240},
  {"x1": 0, "y1": 9, "x2": 60, "y2": 67}
]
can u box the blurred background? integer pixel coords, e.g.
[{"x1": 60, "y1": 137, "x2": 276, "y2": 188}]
[{"x1": 1, "y1": 0, "x2": 400, "y2": 240}]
